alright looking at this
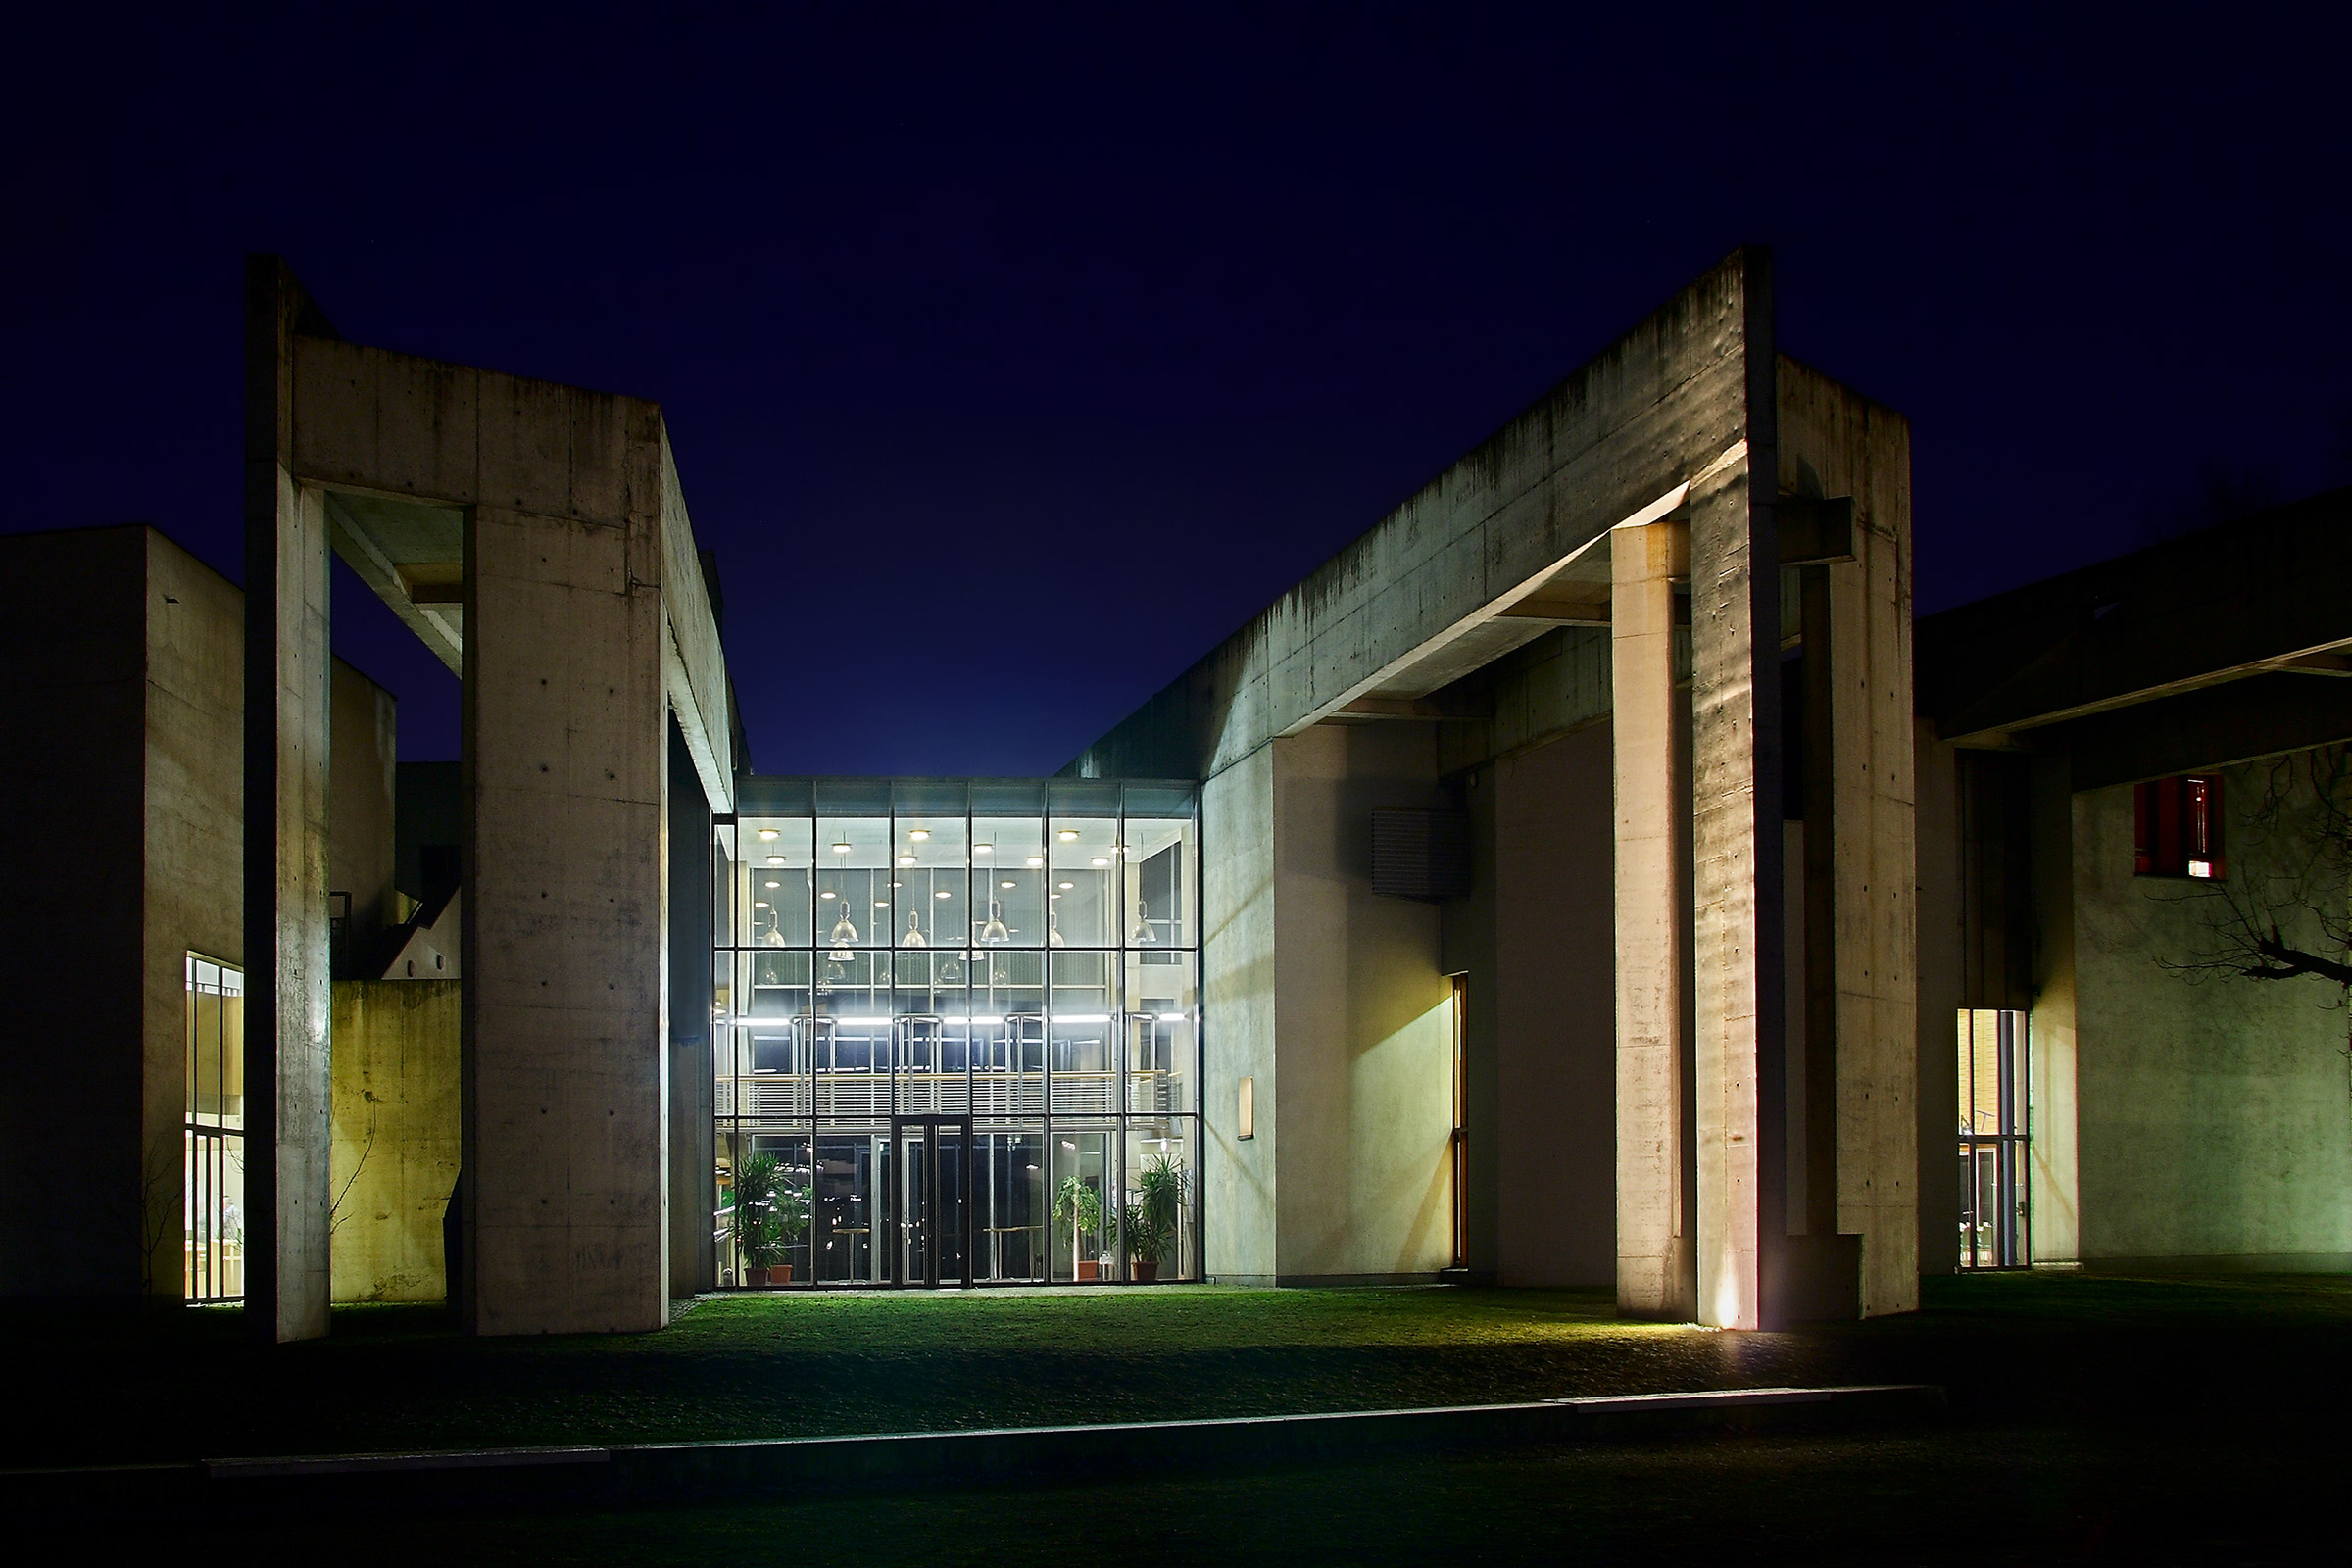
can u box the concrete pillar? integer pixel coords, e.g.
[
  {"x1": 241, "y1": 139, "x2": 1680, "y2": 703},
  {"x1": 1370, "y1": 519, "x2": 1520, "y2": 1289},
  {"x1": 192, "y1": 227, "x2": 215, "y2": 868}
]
[
  {"x1": 1686, "y1": 451, "x2": 1787, "y2": 1331},
  {"x1": 242, "y1": 258, "x2": 335, "y2": 1342},
  {"x1": 462, "y1": 465, "x2": 671, "y2": 1334},
  {"x1": 1611, "y1": 516, "x2": 1691, "y2": 1317}
]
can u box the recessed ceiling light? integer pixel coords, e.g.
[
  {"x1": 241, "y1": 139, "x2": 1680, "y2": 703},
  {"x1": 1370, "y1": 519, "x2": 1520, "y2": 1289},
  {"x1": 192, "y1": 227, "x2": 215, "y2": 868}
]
[
  {"x1": 898, "y1": 854, "x2": 915, "y2": 866},
  {"x1": 935, "y1": 890, "x2": 951, "y2": 899},
  {"x1": 1025, "y1": 856, "x2": 1044, "y2": 867},
  {"x1": 1057, "y1": 829, "x2": 1079, "y2": 841},
  {"x1": 875, "y1": 900, "x2": 890, "y2": 907},
  {"x1": 832, "y1": 842, "x2": 852, "y2": 855},
  {"x1": 909, "y1": 829, "x2": 931, "y2": 842},
  {"x1": 758, "y1": 828, "x2": 779, "y2": 842},
  {"x1": 753, "y1": 901, "x2": 769, "y2": 908},
  {"x1": 974, "y1": 844, "x2": 993, "y2": 856},
  {"x1": 891, "y1": 880, "x2": 903, "y2": 888},
  {"x1": 1001, "y1": 880, "x2": 1016, "y2": 889},
  {"x1": 819, "y1": 891, "x2": 836, "y2": 901},
  {"x1": 1091, "y1": 857, "x2": 1109, "y2": 867},
  {"x1": 764, "y1": 880, "x2": 780, "y2": 889},
  {"x1": 1057, "y1": 880, "x2": 1074, "y2": 890},
  {"x1": 766, "y1": 856, "x2": 784, "y2": 866}
]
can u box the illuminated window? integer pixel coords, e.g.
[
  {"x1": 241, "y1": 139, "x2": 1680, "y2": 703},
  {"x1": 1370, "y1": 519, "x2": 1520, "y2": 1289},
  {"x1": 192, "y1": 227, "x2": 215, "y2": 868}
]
[
  {"x1": 184, "y1": 955, "x2": 246, "y2": 1302},
  {"x1": 2134, "y1": 774, "x2": 2225, "y2": 880}
]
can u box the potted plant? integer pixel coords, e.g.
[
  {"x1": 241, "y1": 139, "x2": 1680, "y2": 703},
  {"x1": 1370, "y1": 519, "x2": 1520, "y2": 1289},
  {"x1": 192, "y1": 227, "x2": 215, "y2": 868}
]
[
  {"x1": 1053, "y1": 1174, "x2": 1102, "y2": 1281},
  {"x1": 732, "y1": 1152, "x2": 783, "y2": 1288},
  {"x1": 1122, "y1": 1153, "x2": 1188, "y2": 1283}
]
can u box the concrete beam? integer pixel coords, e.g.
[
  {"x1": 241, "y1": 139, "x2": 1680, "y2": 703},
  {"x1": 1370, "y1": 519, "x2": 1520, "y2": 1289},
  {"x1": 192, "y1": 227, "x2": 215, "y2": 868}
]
[{"x1": 2062, "y1": 672, "x2": 2352, "y2": 792}]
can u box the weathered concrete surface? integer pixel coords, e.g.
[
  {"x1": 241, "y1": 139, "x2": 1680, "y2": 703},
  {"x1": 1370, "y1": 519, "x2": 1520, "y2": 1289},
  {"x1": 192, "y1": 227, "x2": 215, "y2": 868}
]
[
  {"x1": 1067, "y1": 251, "x2": 1765, "y2": 784},
  {"x1": 1268, "y1": 723, "x2": 1458, "y2": 1282},
  {"x1": 1491, "y1": 722, "x2": 1617, "y2": 1285},
  {"x1": 329, "y1": 658, "x2": 398, "y2": 963},
  {"x1": 1778, "y1": 359, "x2": 1918, "y2": 1317},
  {"x1": 145, "y1": 536, "x2": 249, "y2": 1300},
  {"x1": 330, "y1": 982, "x2": 460, "y2": 1301},
  {"x1": 1202, "y1": 746, "x2": 1279, "y2": 1283},
  {"x1": 245, "y1": 257, "x2": 336, "y2": 1341},
  {"x1": 1613, "y1": 518, "x2": 1691, "y2": 1316},
  {"x1": 2070, "y1": 771, "x2": 2352, "y2": 1261}
]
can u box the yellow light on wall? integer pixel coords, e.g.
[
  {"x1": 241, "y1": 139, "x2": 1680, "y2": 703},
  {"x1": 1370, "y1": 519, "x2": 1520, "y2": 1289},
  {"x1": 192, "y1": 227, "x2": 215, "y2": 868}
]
[{"x1": 1238, "y1": 1076, "x2": 1254, "y2": 1141}]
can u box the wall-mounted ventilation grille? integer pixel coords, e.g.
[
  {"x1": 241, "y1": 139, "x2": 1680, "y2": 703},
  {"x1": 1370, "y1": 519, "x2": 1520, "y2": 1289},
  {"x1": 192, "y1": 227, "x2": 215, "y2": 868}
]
[{"x1": 1372, "y1": 808, "x2": 1471, "y2": 901}]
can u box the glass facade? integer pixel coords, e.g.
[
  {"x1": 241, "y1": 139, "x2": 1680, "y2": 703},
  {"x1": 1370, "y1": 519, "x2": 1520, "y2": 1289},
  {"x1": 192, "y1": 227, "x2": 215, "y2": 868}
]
[
  {"x1": 1957, "y1": 1007, "x2": 2029, "y2": 1269},
  {"x1": 185, "y1": 955, "x2": 245, "y2": 1301},
  {"x1": 713, "y1": 778, "x2": 1200, "y2": 1287}
]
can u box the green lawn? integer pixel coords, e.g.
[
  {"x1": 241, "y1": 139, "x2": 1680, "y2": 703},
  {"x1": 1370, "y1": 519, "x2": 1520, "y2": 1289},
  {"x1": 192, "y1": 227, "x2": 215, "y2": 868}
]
[{"x1": 17, "y1": 1272, "x2": 2352, "y2": 1563}]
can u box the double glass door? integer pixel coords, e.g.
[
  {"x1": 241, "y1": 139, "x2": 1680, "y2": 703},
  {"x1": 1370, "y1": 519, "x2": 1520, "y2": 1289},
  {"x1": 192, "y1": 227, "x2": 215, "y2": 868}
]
[{"x1": 890, "y1": 1115, "x2": 972, "y2": 1287}]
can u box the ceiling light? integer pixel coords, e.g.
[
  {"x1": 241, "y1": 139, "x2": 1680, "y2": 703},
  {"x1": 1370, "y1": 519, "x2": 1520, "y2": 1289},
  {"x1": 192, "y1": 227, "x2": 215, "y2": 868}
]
[
  {"x1": 979, "y1": 901, "x2": 1010, "y2": 945},
  {"x1": 898, "y1": 854, "x2": 915, "y2": 866},
  {"x1": 753, "y1": 901, "x2": 769, "y2": 909},
  {"x1": 833, "y1": 842, "x2": 852, "y2": 855},
  {"x1": 764, "y1": 880, "x2": 780, "y2": 889},
  {"x1": 1025, "y1": 856, "x2": 1044, "y2": 867},
  {"x1": 1131, "y1": 900, "x2": 1157, "y2": 945},
  {"x1": 1001, "y1": 879, "x2": 1016, "y2": 889},
  {"x1": 935, "y1": 890, "x2": 951, "y2": 900},
  {"x1": 758, "y1": 828, "x2": 779, "y2": 842},
  {"x1": 828, "y1": 908, "x2": 860, "y2": 946},
  {"x1": 974, "y1": 844, "x2": 993, "y2": 856},
  {"x1": 766, "y1": 856, "x2": 784, "y2": 866},
  {"x1": 1057, "y1": 829, "x2": 1079, "y2": 842},
  {"x1": 874, "y1": 900, "x2": 890, "y2": 907},
  {"x1": 1091, "y1": 857, "x2": 1109, "y2": 868},
  {"x1": 819, "y1": 891, "x2": 836, "y2": 901},
  {"x1": 909, "y1": 829, "x2": 930, "y2": 842},
  {"x1": 1057, "y1": 881, "x2": 1074, "y2": 890}
]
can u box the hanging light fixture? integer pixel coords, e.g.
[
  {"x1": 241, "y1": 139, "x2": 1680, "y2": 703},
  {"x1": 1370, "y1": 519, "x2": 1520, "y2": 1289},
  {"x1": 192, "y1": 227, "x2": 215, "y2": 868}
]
[
  {"x1": 938, "y1": 955, "x2": 964, "y2": 986},
  {"x1": 979, "y1": 900, "x2": 1010, "y2": 945},
  {"x1": 828, "y1": 905, "x2": 860, "y2": 948},
  {"x1": 1131, "y1": 900, "x2": 1157, "y2": 944},
  {"x1": 1048, "y1": 908, "x2": 1066, "y2": 947},
  {"x1": 901, "y1": 909, "x2": 927, "y2": 948}
]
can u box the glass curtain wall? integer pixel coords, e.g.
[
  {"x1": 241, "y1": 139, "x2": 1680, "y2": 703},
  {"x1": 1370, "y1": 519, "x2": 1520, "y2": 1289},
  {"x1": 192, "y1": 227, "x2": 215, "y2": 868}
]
[
  {"x1": 713, "y1": 779, "x2": 1200, "y2": 1288},
  {"x1": 184, "y1": 955, "x2": 245, "y2": 1301},
  {"x1": 1957, "y1": 1007, "x2": 2030, "y2": 1269}
]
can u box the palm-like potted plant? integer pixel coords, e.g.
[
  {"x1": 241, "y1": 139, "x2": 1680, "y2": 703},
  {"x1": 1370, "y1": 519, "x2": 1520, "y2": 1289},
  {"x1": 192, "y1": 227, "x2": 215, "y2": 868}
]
[
  {"x1": 1053, "y1": 1174, "x2": 1103, "y2": 1281},
  {"x1": 1122, "y1": 1153, "x2": 1187, "y2": 1282},
  {"x1": 732, "y1": 1152, "x2": 783, "y2": 1288}
]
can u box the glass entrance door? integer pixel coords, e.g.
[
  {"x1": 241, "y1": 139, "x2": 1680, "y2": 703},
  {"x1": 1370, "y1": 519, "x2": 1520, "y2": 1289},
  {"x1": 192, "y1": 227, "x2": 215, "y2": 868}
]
[{"x1": 891, "y1": 1115, "x2": 973, "y2": 1287}]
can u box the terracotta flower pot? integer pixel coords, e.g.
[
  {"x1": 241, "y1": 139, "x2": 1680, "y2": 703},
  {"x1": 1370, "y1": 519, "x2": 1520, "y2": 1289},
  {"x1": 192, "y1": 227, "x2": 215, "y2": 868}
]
[
  {"x1": 774, "y1": 1262, "x2": 793, "y2": 1285},
  {"x1": 1076, "y1": 1260, "x2": 1099, "y2": 1281},
  {"x1": 745, "y1": 1266, "x2": 769, "y2": 1288},
  {"x1": 1133, "y1": 1260, "x2": 1159, "y2": 1283}
]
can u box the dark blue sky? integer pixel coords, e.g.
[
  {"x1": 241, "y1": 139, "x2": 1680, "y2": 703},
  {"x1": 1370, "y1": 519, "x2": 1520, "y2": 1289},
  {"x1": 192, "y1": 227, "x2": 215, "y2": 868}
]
[{"x1": 7, "y1": 4, "x2": 2348, "y2": 773}]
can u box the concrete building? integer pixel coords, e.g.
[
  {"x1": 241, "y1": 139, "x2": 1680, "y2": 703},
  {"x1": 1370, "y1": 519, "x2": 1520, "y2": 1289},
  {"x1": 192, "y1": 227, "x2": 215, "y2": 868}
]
[{"x1": 4, "y1": 247, "x2": 2338, "y2": 1336}]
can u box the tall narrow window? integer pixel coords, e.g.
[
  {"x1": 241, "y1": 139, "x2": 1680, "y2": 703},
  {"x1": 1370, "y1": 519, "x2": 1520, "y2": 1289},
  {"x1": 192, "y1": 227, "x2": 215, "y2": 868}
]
[
  {"x1": 1956, "y1": 1008, "x2": 2029, "y2": 1269},
  {"x1": 185, "y1": 956, "x2": 246, "y2": 1302},
  {"x1": 2134, "y1": 774, "x2": 2225, "y2": 879}
]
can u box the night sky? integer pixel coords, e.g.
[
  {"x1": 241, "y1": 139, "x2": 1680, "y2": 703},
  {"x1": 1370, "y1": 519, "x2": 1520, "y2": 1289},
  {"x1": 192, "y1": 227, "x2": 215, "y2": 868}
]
[{"x1": 7, "y1": 5, "x2": 2348, "y2": 776}]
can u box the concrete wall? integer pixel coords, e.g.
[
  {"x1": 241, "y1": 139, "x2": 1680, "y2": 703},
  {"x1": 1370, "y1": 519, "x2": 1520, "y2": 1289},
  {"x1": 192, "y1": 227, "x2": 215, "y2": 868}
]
[
  {"x1": 0, "y1": 528, "x2": 153, "y2": 1298},
  {"x1": 2070, "y1": 767, "x2": 2352, "y2": 1263},
  {"x1": 144, "y1": 534, "x2": 248, "y2": 1300},
  {"x1": 1489, "y1": 722, "x2": 1617, "y2": 1285},
  {"x1": 1269, "y1": 723, "x2": 1457, "y2": 1282},
  {"x1": 1777, "y1": 359, "x2": 1919, "y2": 1316},
  {"x1": 330, "y1": 981, "x2": 461, "y2": 1301},
  {"x1": 329, "y1": 658, "x2": 398, "y2": 956},
  {"x1": 1202, "y1": 746, "x2": 1278, "y2": 1282},
  {"x1": 2029, "y1": 756, "x2": 2082, "y2": 1262}
]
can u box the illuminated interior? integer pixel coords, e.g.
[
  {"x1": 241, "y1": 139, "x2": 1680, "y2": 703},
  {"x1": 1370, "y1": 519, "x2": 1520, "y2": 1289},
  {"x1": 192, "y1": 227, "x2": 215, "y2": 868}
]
[{"x1": 712, "y1": 778, "x2": 1200, "y2": 1287}]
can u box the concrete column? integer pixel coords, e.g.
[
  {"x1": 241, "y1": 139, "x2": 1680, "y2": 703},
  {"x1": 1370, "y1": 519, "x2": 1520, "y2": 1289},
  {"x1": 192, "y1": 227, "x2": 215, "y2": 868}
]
[
  {"x1": 463, "y1": 469, "x2": 671, "y2": 1334},
  {"x1": 242, "y1": 258, "x2": 335, "y2": 1342},
  {"x1": 1686, "y1": 453, "x2": 1786, "y2": 1331},
  {"x1": 1611, "y1": 517, "x2": 1691, "y2": 1317}
]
